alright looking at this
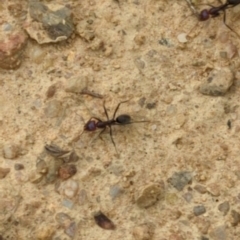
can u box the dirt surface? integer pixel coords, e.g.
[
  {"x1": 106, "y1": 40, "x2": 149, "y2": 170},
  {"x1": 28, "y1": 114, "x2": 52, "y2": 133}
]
[{"x1": 1, "y1": 0, "x2": 240, "y2": 239}]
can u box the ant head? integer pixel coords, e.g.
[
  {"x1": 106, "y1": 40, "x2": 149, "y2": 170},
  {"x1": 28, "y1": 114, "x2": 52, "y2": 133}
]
[
  {"x1": 116, "y1": 114, "x2": 131, "y2": 124},
  {"x1": 84, "y1": 119, "x2": 98, "y2": 131},
  {"x1": 199, "y1": 9, "x2": 210, "y2": 21}
]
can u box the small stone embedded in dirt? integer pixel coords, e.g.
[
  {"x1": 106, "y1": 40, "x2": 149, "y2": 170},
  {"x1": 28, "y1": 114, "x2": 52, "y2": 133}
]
[
  {"x1": 182, "y1": 192, "x2": 193, "y2": 203},
  {"x1": 177, "y1": 33, "x2": 188, "y2": 43},
  {"x1": 194, "y1": 184, "x2": 207, "y2": 194},
  {"x1": 65, "y1": 76, "x2": 88, "y2": 93},
  {"x1": 25, "y1": 1, "x2": 75, "y2": 44},
  {"x1": 29, "y1": 172, "x2": 44, "y2": 184},
  {"x1": 46, "y1": 84, "x2": 57, "y2": 98},
  {"x1": 58, "y1": 164, "x2": 77, "y2": 180},
  {"x1": 0, "y1": 167, "x2": 10, "y2": 179},
  {"x1": 45, "y1": 144, "x2": 70, "y2": 158},
  {"x1": 45, "y1": 158, "x2": 63, "y2": 184},
  {"x1": 57, "y1": 179, "x2": 79, "y2": 198},
  {"x1": 0, "y1": 31, "x2": 28, "y2": 69},
  {"x1": 168, "y1": 171, "x2": 192, "y2": 191},
  {"x1": 135, "y1": 182, "x2": 165, "y2": 208},
  {"x1": 207, "y1": 183, "x2": 220, "y2": 197},
  {"x1": 34, "y1": 224, "x2": 55, "y2": 239},
  {"x1": 62, "y1": 198, "x2": 74, "y2": 209},
  {"x1": 146, "y1": 102, "x2": 156, "y2": 109},
  {"x1": 199, "y1": 67, "x2": 233, "y2": 96},
  {"x1": 36, "y1": 159, "x2": 48, "y2": 174},
  {"x1": 93, "y1": 211, "x2": 116, "y2": 230},
  {"x1": 55, "y1": 212, "x2": 72, "y2": 228},
  {"x1": 230, "y1": 210, "x2": 240, "y2": 226},
  {"x1": 193, "y1": 205, "x2": 206, "y2": 216},
  {"x1": 44, "y1": 100, "x2": 62, "y2": 118},
  {"x1": 209, "y1": 225, "x2": 227, "y2": 240},
  {"x1": 132, "y1": 222, "x2": 155, "y2": 240},
  {"x1": 64, "y1": 221, "x2": 77, "y2": 238},
  {"x1": 3, "y1": 144, "x2": 19, "y2": 159},
  {"x1": 14, "y1": 163, "x2": 24, "y2": 170},
  {"x1": 78, "y1": 189, "x2": 88, "y2": 205},
  {"x1": 109, "y1": 185, "x2": 124, "y2": 200},
  {"x1": 218, "y1": 201, "x2": 230, "y2": 216}
]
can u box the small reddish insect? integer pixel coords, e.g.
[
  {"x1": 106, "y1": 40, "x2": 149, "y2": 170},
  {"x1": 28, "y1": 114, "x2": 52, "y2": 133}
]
[
  {"x1": 198, "y1": 0, "x2": 240, "y2": 37},
  {"x1": 94, "y1": 211, "x2": 115, "y2": 230},
  {"x1": 79, "y1": 100, "x2": 149, "y2": 152}
]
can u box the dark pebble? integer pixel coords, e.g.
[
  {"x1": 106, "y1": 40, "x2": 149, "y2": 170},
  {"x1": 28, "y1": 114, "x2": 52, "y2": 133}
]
[
  {"x1": 58, "y1": 164, "x2": 77, "y2": 180},
  {"x1": 194, "y1": 184, "x2": 207, "y2": 194},
  {"x1": 0, "y1": 168, "x2": 10, "y2": 179},
  {"x1": 168, "y1": 171, "x2": 192, "y2": 191},
  {"x1": 193, "y1": 205, "x2": 206, "y2": 216},
  {"x1": 14, "y1": 163, "x2": 24, "y2": 170},
  {"x1": 146, "y1": 102, "x2": 156, "y2": 109},
  {"x1": 94, "y1": 211, "x2": 115, "y2": 230},
  {"x1": 231, "y1": 210, "x2": 240, "y2": 226},
  {"x1": 218, "y1": 201, "x2": 230, "y2": 216}
]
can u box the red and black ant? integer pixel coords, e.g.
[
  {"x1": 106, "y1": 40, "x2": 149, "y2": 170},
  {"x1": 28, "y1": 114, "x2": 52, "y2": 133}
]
[
  {"x1": 198, "y1": 0, "x2": 240, "y2": 37},
  {"x1": 78, "y1": 100, "x2": 151, "y2": 152}
]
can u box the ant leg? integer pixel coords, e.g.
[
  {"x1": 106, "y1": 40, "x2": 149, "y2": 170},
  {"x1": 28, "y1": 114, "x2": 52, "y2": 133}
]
[
  {"x1": 112, "y1": 100, "x2": 130, "y2": 119},
  {"x1": 103, "y1": 101, "x2": 110, "y2": 120},
  {"x1": 222, "y1": 9, "x2": 240, "y2": 38},
  {"x1": 109, "y1": 126, "x2": 118, "y2": 153},
  {"x1": 88, "y1": 127, "x2": 106, "y2": 146}
]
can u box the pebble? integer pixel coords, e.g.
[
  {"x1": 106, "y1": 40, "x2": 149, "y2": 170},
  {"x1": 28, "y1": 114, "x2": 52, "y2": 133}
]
[
  {"x1": 64, "y1": 221, "x2": 77, "y2": 238},
  {"x1": 29, "y1": 172, "x2": 44, "y2": 184},
  {"x1": 0, "y1": 31, "x2": 28, "y2": 69},
  {"x1": 78, "y1": 189, "x2": 88, "y2": 205},
  {"x1": 230, "y1": 210, "x2": 240, "y2": 226},
  {"x1": 55, "y1": 212, "x2": 72, "y2": 228},
  {"x1": 194, "y1": 184, "x2": 207, "y2": 194},
  {"x1": 26, "y1": 1, "x2": 75, "y2": 44},
  {"x1": 93, "y1": 211, "x2": 115, "y2": 230},
  {"x1": 34, "y1": 225, "x2": 55, "y2": 240},
  {"x1": 58, "y1": 164, "x2": 77, "y2": 180},
  {"x1": 0, "y1": 167, "x2": 10, "y2": 179},
  {"x1": 132, "y1": 222, "x2": 155, "y2": 240},
  {"x1": 135, "y1": 182, "x2": 164, "y2": 208},
  {"x1": 44, "y1": 100, "x2": 62, "y2": 118},
  {"x1": 167, "y1": 171, "x2": 192, "y2": 191},
  {"x1": 65, "y1": 76, "x2": 88, "y2": 93},
  {"x1": 182, "y1": 192, "x2": 193, "y2": 203},
  {"x1": 177, "y1": 33, "x2": 188, "y2": 43},
  {"x1": 199, "y1": 67, "x2": 233, "y2": 96},
  {"x1": 57, "y1": 179, "x2": 79, "y2": 198},
  {"x1": 193, "y1": 205, "x2": 206, "y2": 216},
  {"x1": 209, "y1": 225, "x2": 227, "y2": 240},
  {"x1": 14, "y1": 163, "x2": 24, "y2": 170},
  {"x1": 207, "y1": 183, "x2": 220, "y2": 197},
  {"x1": 218, "y1": 201, "x2": 230, "y2": 216},
  {"x1": 3, "y1": 143, "x2": 19, "y2": 159},
  {"x1": 109, "y1": 185, "x2": 124, "y2": 200},
  {"x1": 36, "y1": 159, "x2": 48, "y2": 174},
  {"x1": 46, "y1": 84, "x2": 57, "y2": 98},
  {"x1": 62, "y1": 199, "x2": 74, "y2": 209},
  {"x1": 44, "y1": 144, "x2": 70, "y2": 158}
]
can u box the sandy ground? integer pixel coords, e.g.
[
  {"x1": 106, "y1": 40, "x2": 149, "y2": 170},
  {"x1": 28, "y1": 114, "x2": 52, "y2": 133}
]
[{"x1": 1, "y1": 0, "x2": 240, "y2": 239}]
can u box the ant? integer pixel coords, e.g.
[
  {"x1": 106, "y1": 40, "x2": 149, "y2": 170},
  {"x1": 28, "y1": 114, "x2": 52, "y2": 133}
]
[
  {"x1": 78, "y1": 100, "x2": 150, "y2": 153},
  {"x1": 198, "y1": 0, "x2": 240, "y2": 37}
]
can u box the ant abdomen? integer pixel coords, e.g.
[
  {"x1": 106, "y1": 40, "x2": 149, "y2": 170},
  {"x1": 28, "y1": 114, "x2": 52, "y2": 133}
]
[{"x1": 116, "y1": 114, "x2": 131, "y2": 124}]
